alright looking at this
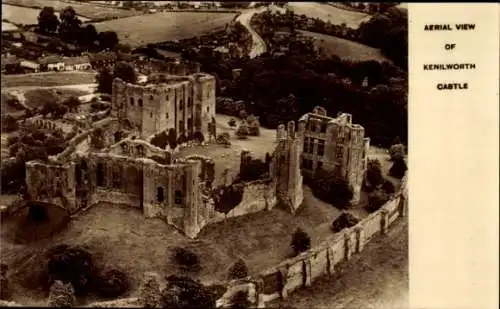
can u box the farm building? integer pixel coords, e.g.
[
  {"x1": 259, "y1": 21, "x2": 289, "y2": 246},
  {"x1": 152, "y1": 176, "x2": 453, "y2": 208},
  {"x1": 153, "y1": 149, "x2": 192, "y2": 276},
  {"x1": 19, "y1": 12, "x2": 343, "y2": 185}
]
[
  {"x1": 64, "y1": 56, "x2": 92, "y2": 71},
  {"x1": 39, "y1": 55, "x2": 65, "y2": 71},
  {"x1": 20, "y1": 59, "x2": 40, "y2": 72}
]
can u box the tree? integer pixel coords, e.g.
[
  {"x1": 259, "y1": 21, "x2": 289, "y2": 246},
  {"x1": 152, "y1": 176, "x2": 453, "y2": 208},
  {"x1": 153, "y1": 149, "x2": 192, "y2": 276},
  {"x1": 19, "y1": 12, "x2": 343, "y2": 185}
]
[
  {"x1": 291, "y1": 228, "x2": 311, "y2": 256},
  {"x1": 98, "y1": 31, "x2": 119, "y2": 50},
  {"x1": 38, "y1": 6, "x2": 60, "y2": 33},
  {"x1": 79, "y1": 24, "x2": 98, "y2": 46},
  {"x1": 46, "y1": 245, "x2": 94, "y2": 295},
  {"x1": 62, "y1": 96, "x2": 81, "y2": 112},
  {"x1": 382, "y1": 180, "x2": 395, "y2": 194},
  {"x1": 389, "y1": 158, "x2": 407, "y2": 179},
  {"x1": 162, "y1": 275, "x2": 216, "y2": 309},
  {"x1": 96, "y1": 67, "x2": 114, "y2": 94},
  {"x1": 114, "y1": 61, "x2": 137, "y2": 84},
  {"x1": 228, "y1": 259, "x2": 248, "y2": 280},
  {"x1": 367, "y1": 189, "x2": 390, "y2": 212},
  {"x1": 58, "y1": 6, "x2": 82, "y2": 42},
  {"x1": 306, "y1": 169, "x2": 354, "y2": 209},
  {"x1": 331, "y1": 212, "x2": 359, "y2": 233},
  {"x1": 138, "y1": 273, "x2": 162, "y2": 308},
  {"x1": 365, "y1": 159, "x2": 384, "y2": 189},
  {"x1": 47, "y1": 280, "x2": 76, "y2": 307},
  {"x1": 228, "y1": 118, "x2": 237, "y2": 127},
  {"x1": 150, "y1": 131, "x2": 168, "y2": 149},
  {"x1": 172, "y1": 247, "x2": 200, "y2": 271},
  {"x1": 96, "y1": 269, "x2": 129, "y2": 299},
  {"x1": 167, "y1": 128, "x2": 178, "y2": 150},
  {"x1": 246, "y1": 115, "x2": 260, "y2": 136},
  {"x1": 216, "y1": 133, "x2": 231, "y2": 146},
  {"x1": 235, "y1": 121, "x2": 249, "y2": 139},
  {"x1": 389, "y1": 144, "x2": 405, "y2": 161}
]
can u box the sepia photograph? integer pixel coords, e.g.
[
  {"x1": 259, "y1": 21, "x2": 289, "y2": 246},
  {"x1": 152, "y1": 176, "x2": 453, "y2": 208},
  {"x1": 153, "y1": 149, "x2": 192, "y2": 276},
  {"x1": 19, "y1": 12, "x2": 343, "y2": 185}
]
[{"x1": 1, "y1": 1, "x2": 408, "y2": 308}]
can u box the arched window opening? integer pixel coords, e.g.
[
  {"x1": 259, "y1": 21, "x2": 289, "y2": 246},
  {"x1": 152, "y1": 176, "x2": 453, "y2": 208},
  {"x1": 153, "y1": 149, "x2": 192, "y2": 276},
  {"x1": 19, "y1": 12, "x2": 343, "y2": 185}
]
[
  {"x1": 96, "y1": 163, "x2": 105, "y2": 187},
  {"x1": 138, "y1": 99, "x2": 143, "y2": 107},
  {"x1": 130, "y1": 97, "x2": 134, "y2": 106}
]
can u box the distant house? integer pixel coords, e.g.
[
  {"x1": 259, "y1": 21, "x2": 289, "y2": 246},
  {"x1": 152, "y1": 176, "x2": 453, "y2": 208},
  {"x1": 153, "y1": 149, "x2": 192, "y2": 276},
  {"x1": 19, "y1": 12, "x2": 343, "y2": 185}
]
[
  {"x1": 64, "y1": 56, "x2": 91, "y2": 71},
  {"x1": 12, "y1": 42, "x2": 23, "y2": 48},
  {"x1": 1, "y1": 55, "x2": 20, "y2": 73},
  {"x1": 22, "y1": 31, "x2": 38, "y2": 43},
  {"x1": 20, "y1": 59, "x2": 40, "y2": 72},
  {"x1": 39, "y1": 55, "x2": 65, "y2": 71},
  {"x1": 89, "y1": 52, "x2": 117, "y2": 69}
]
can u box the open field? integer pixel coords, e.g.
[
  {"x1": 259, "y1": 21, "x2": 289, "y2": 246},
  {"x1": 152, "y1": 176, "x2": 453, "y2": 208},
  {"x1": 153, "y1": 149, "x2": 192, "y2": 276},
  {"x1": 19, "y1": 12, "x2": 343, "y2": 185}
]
[
  {"x1": 92, "y1": 11, "x2": 237, "y2": 48},
  {"x1": 1, "y1": 72, "x2": 96, "y2": 88},
  {"x1": 1, "y1": 186, "x2": 343, "y2": 306},
  {"x1": 2, "y1": 3, "x2": 90, "y2": 25},
  {"x1": 271, "y1": 216, "x2": 408, "y2": 309},
  {"x1": 2, "y1": 21, "x2": 18, "y2": 31},
  {"x1": 285, "y1": 2, "x2": 370, "y2": 28},
  {"x1": 300, "y1": 30, "x2": 390, "y2": 62},
  {"x1": 3, "y1": 0, "x2": 137, "y2": 21}
]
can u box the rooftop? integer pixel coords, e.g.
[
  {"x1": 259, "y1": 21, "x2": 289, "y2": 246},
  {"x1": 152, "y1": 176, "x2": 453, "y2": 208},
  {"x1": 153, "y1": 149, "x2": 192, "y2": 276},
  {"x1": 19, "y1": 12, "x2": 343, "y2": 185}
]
[{"x1": 38, "y1": 55, "x2": 64, "y2": 65}]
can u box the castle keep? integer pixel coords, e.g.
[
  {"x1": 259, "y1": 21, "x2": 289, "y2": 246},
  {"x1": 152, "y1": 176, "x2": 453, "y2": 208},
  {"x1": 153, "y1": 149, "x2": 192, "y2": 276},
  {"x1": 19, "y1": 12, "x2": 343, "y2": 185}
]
[
  {"x1": 23, "y1": 63, "x2": 369, "y2": 238},
  {"x1": 298, "y1": 106, "x2": 370, "y2": 203}
]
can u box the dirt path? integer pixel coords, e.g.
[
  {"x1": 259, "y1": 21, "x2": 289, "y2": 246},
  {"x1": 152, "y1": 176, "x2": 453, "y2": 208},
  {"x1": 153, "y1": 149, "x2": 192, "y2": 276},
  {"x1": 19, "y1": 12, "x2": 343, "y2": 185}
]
[
  {"x1": 270, "y1": 216, "x2": 408, "y2": 309},
  {"x1": 237, "y1": 6, "x2": 271, "y2": 58}
]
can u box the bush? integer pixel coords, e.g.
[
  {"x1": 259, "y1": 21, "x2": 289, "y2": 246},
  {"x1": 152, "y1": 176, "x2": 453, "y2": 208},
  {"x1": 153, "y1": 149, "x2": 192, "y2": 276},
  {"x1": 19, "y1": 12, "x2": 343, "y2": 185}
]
[
  {"x1": 389, "y1": 158, "x2": 407, "y2": 179},
  {"x1": 235, "y1": 121, "x2": 249, "y2": 140},
  {"x1": 366, "y1": 189, "x2": 390, "y2": 212},
  {"x1": 228, "y1": 118, "x2": 237, "y2": 127},
  {"x1": 246, "y1": 115, "x2": 260, "y2": 136},
  {"x1": 331, "y1": 212, "x2": 360, "y2": 233},
  {"x1": 47, "y1": 280, "x2": 76, "y2": 307},
  {"x1": 216, "y1": 133, "x2": 231, "y2": 146},
  {"x1": 305, "y1": 169, "x2": 354, "y2": 209},
  {"x1": 138, "y1": 273, "x2": 162, "y2": 308},
  {"x1": 382, "y1": 180, "x2": 395, "y2": 194},
  {"x1": 193, "y1": 131, "x2": 205, "y2": 143},
  {"x1": 46, "y1": 245, "x2": 94, "y2": 295},
  {"x1": 389, "y1": 144, "x2": 405, "y2": 161},
  {"x1": 163, "y1": 275, "x2": 216, "y2": 309},
  {"x1": 95, "y1": 269, "x2": 129, "y2": 299},
  {"x1": 1, "y1": 115, "x2": 18, "y2": 133},
  {"x1": 291, "y1": 228, "x2": 311, "y2": 256},
  {"x1": 228, "y1": 259, "x2": 248, "y2": 280},
  {"x1": 365, "y1": 159, "x2": 384, "y2": 188},
  {"x1": 173, "y1": 247, "x2": 200, "y2": 271},
  {"x1": 150, "y1": 131, "x2": 168, "y2": 149},
  {"x1": 239, "y1": 158, "x2": 269, "y2": 181}
]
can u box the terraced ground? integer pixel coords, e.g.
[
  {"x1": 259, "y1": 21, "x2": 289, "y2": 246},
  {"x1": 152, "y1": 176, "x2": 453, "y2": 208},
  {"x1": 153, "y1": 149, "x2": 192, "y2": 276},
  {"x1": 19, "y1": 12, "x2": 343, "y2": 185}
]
[{"x1": 92, "y1": 11, "x2": 238, "y2": 48}]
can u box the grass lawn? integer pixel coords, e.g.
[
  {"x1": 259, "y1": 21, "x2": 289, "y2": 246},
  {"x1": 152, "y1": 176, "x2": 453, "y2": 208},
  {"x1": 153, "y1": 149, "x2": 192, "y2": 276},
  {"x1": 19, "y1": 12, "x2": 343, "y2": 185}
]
[
  {"x1": 23, "y1": 88, "x2": 89, "y2": 109},
  {"x1": 300, "y1": 30, "x2": 391, "y2": 63},
  {"x1": 3, "y1": 0, "x2": 137, "y2": 21},
  {"x1": 285, "y1": 2, "x2": 370, "y2": 28},
  {"x1": 1, "y1": 72, "x2": 96, "y2": 88},
  {"x1": 92, "y1": 11, "x2": 237, "y2": 48},
  {"x1": 175, "y1": 114, "x2": 276, "y2": 186},
  {"x1": 0, "y1": 187, "x2": 342, "y2": 306}
]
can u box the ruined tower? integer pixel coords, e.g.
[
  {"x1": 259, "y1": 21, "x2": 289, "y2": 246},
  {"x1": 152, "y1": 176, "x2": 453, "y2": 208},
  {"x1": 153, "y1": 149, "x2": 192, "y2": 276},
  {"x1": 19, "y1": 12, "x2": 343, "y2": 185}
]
[{"x1": 273, "y1": 121, "x2": 304, "y2": 213}]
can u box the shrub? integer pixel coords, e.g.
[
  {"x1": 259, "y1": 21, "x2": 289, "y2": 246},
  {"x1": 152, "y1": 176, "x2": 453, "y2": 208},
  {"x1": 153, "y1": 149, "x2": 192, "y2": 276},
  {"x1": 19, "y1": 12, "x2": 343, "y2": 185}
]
[
  {"x1": 46, "y1": 244, "x2": 94, "y2": 295},
  {"x1": 1, "y1": 115, "x2": 18, "y2": 133},
  {"x1": 167, "y1": 128, "x2": 177, "y2": 150},
  {"x1": 177, "y1": 133, "x2": 187, "y2": 145},
  {"x1": 150, "y1": 131, "x2": 168, "y2": 149},
  {"x1": 95, "y1": 269, "x2": 129, "y2": 299},
  {"x1": 216, "y1": 133, "x2": 231, "y2": 146},
  {"x1": 291, "y1": 228, "x2": 311, "y2": 256},
  {"x1": 228, "y1": 259, "x2": 248, "y2": 280},
  {"x1": 365, "y1": 159, "x2": 384, "y2": 188},
  {"x1": 228, "y1": 118, "x2": 237, "y2": 127},
  {"x1": 382, "y1": 180, "x2": 395, "y2": 194},
  {"x1": 305, "y1": 169, "x2": 354, "y2": 209},
  {"x1": 246, "y1": 115, "x2": 260, "y2": 136},
  {"x1": 389, "y1": 158, "x2": 407, "y2": 179},
  {"x1": 239, "y1": 158, "x2": 269, "y2": 181},
  {"x1": 193, "y1": 131, "x2": 205, "y2": 143},
  {"x1": 235, "y1": 121, "x2": 249, "y2": 140},
  {"x1": 389, "y1": 144, "x2": 405, "y2": 161},
  {"x1": 47, "y1": 280, "x2": 76, "y2": 307},
  {"x1": 163, "y1": 275, "x2": 216, "y2": 309},
  {"x1": 173, "y1": 247, "x2": 200, "y2": 271},
  {"x1": 331, "y1": 212, "x2": 360, "y2": 233},
  {"x1": 366, "y1": 189, "x2": 390, "y2": 212},
  {"x1": 138, "y1": 273, "x2": 162, "y2": 308}
]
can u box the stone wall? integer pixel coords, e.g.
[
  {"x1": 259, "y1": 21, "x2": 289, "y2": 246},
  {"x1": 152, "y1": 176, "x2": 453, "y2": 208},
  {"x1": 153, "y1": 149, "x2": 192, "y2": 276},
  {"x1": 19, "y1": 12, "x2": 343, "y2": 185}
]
[{"x1": 210, "y1": 179, "x2": 277, "y2": 223}]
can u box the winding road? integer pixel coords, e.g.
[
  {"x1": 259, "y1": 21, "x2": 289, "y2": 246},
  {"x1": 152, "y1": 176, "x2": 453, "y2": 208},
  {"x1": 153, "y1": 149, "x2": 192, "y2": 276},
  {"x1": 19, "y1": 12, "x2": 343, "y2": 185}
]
[{"x1": 236, "y1": 7, "x2": 269, "y2": 59}]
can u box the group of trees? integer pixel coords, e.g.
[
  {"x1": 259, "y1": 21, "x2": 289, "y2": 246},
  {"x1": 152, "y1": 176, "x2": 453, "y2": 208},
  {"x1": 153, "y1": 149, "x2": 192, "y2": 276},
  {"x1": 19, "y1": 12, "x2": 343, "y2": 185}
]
[
  {"x1": 304, "y1": 169, "x2": 354, "y2": 210},
  {"x1": 96, "y1": 61, "x2": 137, "y2": 94},
  {"x1": 38, "y1": 6, "x2": 119, "y2": 51}
]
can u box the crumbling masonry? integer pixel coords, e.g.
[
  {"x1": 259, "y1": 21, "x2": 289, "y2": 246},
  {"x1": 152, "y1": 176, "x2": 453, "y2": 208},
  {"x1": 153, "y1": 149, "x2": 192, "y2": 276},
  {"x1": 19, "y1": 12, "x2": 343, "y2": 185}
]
[{"x1": 25, "y1": 65, "x2": 367, "y2": 238}]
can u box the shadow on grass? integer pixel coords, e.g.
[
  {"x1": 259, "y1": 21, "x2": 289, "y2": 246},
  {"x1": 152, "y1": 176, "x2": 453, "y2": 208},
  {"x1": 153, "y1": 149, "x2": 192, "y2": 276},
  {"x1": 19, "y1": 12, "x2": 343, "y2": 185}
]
[{"x1": 1, "y1": 201, "x2": 70, "y2": 244}]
